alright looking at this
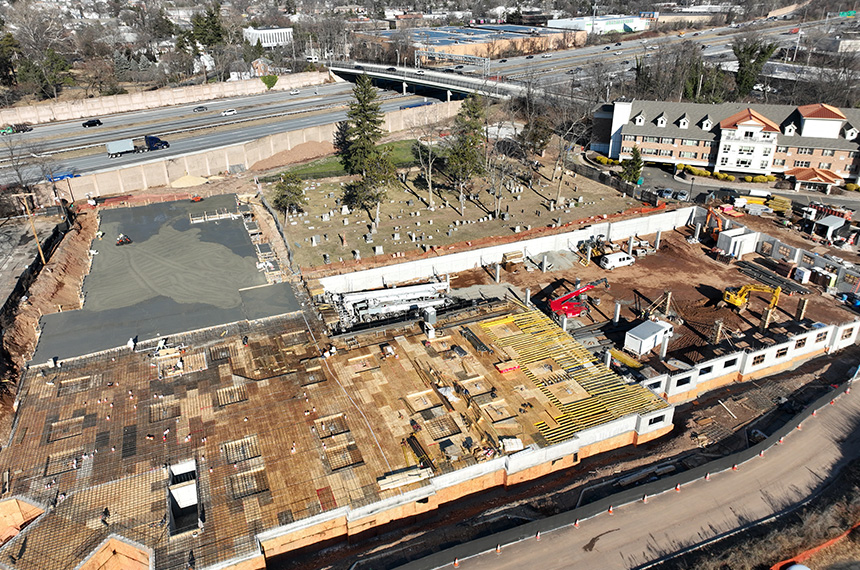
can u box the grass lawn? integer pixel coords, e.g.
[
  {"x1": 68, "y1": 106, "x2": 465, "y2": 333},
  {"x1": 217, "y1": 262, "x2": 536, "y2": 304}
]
[{"x1": 287, "y1": 140, "x2": 418, "y2": 179}]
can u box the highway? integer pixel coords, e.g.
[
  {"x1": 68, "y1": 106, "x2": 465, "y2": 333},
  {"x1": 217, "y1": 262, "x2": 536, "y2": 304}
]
[
  {"x1": 399, "y1": 383, "x2": 860, "y2": 570},
  {"x1": 0, "y1": 17, "x2": 832, "y2": 184}
]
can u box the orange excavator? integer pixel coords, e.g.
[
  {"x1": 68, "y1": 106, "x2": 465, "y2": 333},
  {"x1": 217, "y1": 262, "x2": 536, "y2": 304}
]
[
  {"x1": 705, "y1": 207, "x2": 724, "y2": 239},
  {"x1": 549, "y1": 278, "x2": 610, "y2": 318}
]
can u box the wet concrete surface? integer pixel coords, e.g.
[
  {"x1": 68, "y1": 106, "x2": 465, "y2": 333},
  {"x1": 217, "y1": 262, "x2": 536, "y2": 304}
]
[{"x1": 33, "y1": 195, "x2": 300, "y2": 361}]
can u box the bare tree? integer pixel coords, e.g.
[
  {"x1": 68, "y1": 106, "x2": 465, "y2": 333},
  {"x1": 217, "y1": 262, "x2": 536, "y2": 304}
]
[{"x1": 409, "y1": 109, "x2": 445, "y2": 207}]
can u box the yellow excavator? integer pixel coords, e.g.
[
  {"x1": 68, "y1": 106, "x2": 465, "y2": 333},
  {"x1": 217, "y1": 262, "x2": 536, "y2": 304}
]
[{"x1": 722, "y1": 284, "x2": 781, "y2": 312}]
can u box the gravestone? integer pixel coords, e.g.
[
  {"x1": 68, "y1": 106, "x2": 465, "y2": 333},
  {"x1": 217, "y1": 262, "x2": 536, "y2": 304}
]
[{"x1": 374, "y1": 246, "x2": 384, "y2": 255}]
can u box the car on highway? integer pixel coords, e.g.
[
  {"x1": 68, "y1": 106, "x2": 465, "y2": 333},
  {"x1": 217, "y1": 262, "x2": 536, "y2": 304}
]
[
  {"x1": 221, "y1": 109, "x2": 237, "y2": 117},
  {"x1": 603, "y1": 46, "x2": 611, "y2": 50},
  {"x1": 622, "y1": 60, "x2": 630, "y2": 65},
  {"x1": 499, "y1": 59, "x2": 508, "y2": 63},
  {"x1": 386, "y1": 67, "x2": 396, "y2": 72},
  {"x1": 455, "y1": 65, "x2": 464, "y2": 69},
  {"x1": 192, "y1": 106, "x2": 208, "y2": 112},
  {"x1": 674, "y1": 189, "x2": 690, "y2": 201},
  {"x1": 415, "y1": 69, "x2": 425, "y2": 74},
  {"x1": 82, "y1": 119, "x2": 102, "y2": 128},
  {"x1": 541, "y1": 54, "x2": 552, "y2": 58},
  {"x1": 615, "y1": 42, "x2": 622, "y2": 46},
  {"x1": 525, "y1": 55, "x2": 534, "y2": 59},
  {"x1": 289, "y1": 89, "x2": 300, "y2": 95}
]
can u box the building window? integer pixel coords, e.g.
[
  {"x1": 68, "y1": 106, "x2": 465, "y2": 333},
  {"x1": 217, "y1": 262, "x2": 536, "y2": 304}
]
[
  {"x1": 647, "y1": 382, "x2": 661, "y2": 391},
  {"x1": 679, "y1": 151, "x2": 697, "y2": 159},
  {"x1": 777, "y1": 146, "x2": 788, "y2": 153},
  {"x1": 720, "y1": 156, "x2": 729, "y2": 166},
  {"x1": 722, "y1": 144, "x2": 731, "y2": 153},
  {"x1": 795, "y1": 337, "x2": 807, "y2": 349},
  {"x1": 760, "y1": 160, "x2": 769, "y2": 169},
  {"x1": 794, "y1": 160, "x2": 811, "y2": 168},
  {"x1": 641, "y1": 148, "x2": 659, "y2": 155},
  {"x1": 842, "y1": 327, "x2": 854, "y2": 340},
  {"x1": 773, "y1": 159, "x2": 785, "y2": 166},
  {"x1": 820, "y1": 162, "x2": 832, "y2": 170},
  {"x1": 622, "y1": 135, "x2": 636, "y2": 142},
  {"x1": 822, "y1": 149, "x2": 835, "y2": 156},
  {"x1": 699, "y1": 366, "x2": 712, "y2": 375},
  {"x1": 621, "y1": 147, "x2": 632, "y2": 153},
  {"x1": 681, "y1": 139, "x2": 697, "y2": 146},
  {"x1": 848, "y1": 164, "x2": 858, "y2": 173},
  {"x1": 752, "y1": 354, "x2": 766, "y2": 366},
  {"x1": 762, "y1": 148, "x2": 771, "y2": 156},
  {"x1": 761, "y1": 133, "x2": 771, "y2": 140},
  {"x1": 658, "y1": 149, "x2": 673, "y2": 156},
  {"x1": 850, "y1": 151, "x2": 859, "y2": 158},
  {"x1": 644, "y1": 136, "x2": 659, "y2": 143},
  {"x1": 776, "y1": 347, "x2": 788, "y2": 358},
  {"x1": 648, "y1": 415, "x2": 665, "y2": 425},
  {"x1": 702, "y1": 141, "x2": 713, "y2": 147},
  {"x1": 660, "y1": 137, "x2": 674, "y2": 144},
  {"x1": 675, "y1": 376, "x2": 691, "y2": 387},
  {"x1": 737, "y1": 158, "x2": 752, "y2": 168},
  {"x1": 738, "y1": 146, "x2": 754, "y2": 155},
  {"x1": 797, "y1": 147, "x2": 814, "y2": 155},
  {"x1": 816, "y1": 331, "x2": 828, "y2": 343},
  {"x1": 724, "y1": 358, "x2": 737, "y2": 368}
]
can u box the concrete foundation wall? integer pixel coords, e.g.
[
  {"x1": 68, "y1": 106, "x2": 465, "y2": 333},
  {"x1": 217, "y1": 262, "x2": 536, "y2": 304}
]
[
  {"x1": 2, "y1": 73, "x2": 329, "y2": 126},
  {"x1": 319, "y1": 207, "x2": 698, "y2": 293}
]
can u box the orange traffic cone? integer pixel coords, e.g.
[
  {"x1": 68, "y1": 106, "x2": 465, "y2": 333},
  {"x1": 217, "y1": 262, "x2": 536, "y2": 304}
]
[
  {"x1": 453, "y1": 558, "x2": 460, "y2": 568},
  {"x1": 778, "y1": 436, "x2": 784, "y2": 444},
  {"x1": 705, "y1": 472, "x2": 710, "y2": 481},
  {"x1": 675, "y1": 483, "x2": 681, "y2": 492},
  {"x1": 798, "y1": 423, "x2": 803, "y2": 430},
  {"x1": 732, "y1": 464, "x2": 738, "y2": 471},
  {"x1": 608, "y1": 505, "x2": 614, "y2": 515},
  {"x1": 642, "y1": 494, "x2": 648, "y2": 503},
  {"x1": 535, "y1": 531, "x2": 541, "y2": 541},
  {"x1": 847, "y1": 387, "x2": 851, "y2": 394},
  {"x1": 759, "y1": 450, "x2": 765, "y2": 458},
  {"x1": 812, "y1": 409, "x2": 817, "y2": 417},
  {"x1": 496, "y1": 544, "x2": 501, "y2": 555},
  {"x1": 831, "y1": 399, "x2": 836, "y2": 405},
  {"x1": 574, "y1": 519, "x2": 580, "y2": 528}
]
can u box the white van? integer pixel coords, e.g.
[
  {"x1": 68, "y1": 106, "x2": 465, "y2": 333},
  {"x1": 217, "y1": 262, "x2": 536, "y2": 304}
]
[{"x1": 599, "y1": 252, "x2": 635, "y2": 270}]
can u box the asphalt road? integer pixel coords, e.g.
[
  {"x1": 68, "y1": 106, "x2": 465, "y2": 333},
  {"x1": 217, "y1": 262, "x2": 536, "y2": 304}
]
[{"x1": 401, "y1": 384, "x2": 860, "y2": 569}]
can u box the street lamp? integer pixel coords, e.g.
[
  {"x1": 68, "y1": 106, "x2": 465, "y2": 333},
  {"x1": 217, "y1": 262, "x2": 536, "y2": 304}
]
[{"x1": 689, "y1": 176, "x2": 695, "y2": 200}]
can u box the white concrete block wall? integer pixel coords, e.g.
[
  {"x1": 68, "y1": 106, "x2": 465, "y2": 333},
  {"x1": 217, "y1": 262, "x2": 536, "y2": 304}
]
[
  {"x1": 643, "y1": 374, "x2": 668, "y2": 394},
  {"x1": 505, "y1": 438, "x2": 581, "y2": 475},
  {"x1": 830, "y1": 321, "x2": 860, "y2": 351},
  {"x1": 319, "y1": 207, "x2": 698, "y2": 293},
  {"x1": 635, "y1": 407, "x2": 675, "y2": 434},
  {"x1": 663, "y1": 352, "x2": 743, "y2": 400}
]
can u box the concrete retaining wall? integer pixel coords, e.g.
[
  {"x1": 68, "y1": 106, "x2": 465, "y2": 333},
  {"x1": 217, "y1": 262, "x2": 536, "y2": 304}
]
[
  {"x1": 55, "y1": 100, "x2": 463, "y2": 201},
  {"x1": 2, "y1": 72, "x2": 329, "y2": 125},
  {"x1": 318, "y1": 207, "x2": 698, "y2": 293}
]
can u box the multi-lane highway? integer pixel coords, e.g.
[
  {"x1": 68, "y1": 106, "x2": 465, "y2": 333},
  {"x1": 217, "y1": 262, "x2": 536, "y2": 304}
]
[{"x1": 0, "y1": 17, "x2": 832, "y2": 184}]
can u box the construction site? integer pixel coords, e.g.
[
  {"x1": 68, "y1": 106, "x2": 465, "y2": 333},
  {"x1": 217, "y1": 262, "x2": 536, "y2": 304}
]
[{"x1": 0, "y1": 183, "x2": 859, "y2": 569}]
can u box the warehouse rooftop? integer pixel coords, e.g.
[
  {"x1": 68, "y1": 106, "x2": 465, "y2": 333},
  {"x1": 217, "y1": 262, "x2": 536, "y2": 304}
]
[{"x1": 0, "y1": 303, "x2": 668, "y2": 569}]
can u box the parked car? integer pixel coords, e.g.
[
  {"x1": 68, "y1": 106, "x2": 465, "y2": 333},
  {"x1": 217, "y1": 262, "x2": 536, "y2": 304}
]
[
  {"x1": 192, "y1": 106, "x2": 208, "y2": 112},
  {"x1": 674, "y1": 189, "x2": 690, "y2": 201},
  {"x1": 82, "y1": 119, "x2": 103, "y2": 128},
  {"x1": 289, "y1": 89, "x2": 300, "y2": 95},
  {"x1": 659, "y1": 188, "x2": 675, "y2": 199},
  {"x1": 221, "y1": 109, "x2": 237, "y2": 117}
]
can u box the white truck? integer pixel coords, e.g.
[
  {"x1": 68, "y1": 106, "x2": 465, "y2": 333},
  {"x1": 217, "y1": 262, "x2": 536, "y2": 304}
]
[{"x1": 105, "y1": 135, "x2": 169, "y2": 158}]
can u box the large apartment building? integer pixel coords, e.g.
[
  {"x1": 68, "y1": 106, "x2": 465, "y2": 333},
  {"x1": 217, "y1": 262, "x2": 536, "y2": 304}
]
[{"x1": 592, "y1": 100, "x2": 860, "y2": 190}]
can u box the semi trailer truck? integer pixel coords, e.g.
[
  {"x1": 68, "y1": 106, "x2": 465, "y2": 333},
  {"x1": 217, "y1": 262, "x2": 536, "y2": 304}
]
[{"x1": 105, "y1": 135, "x2": 169, "y2": 158}]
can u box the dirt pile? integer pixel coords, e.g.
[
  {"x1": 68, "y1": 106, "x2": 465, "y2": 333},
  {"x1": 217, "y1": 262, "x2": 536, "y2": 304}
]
[{"x1": 250, "y1": 141, "x2": 335, "y2": 172}]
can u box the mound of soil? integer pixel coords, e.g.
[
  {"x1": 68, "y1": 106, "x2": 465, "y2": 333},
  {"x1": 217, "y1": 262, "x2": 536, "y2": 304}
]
[{"x1": 251, "y1": 141, "x2": 335, "y2": 172}]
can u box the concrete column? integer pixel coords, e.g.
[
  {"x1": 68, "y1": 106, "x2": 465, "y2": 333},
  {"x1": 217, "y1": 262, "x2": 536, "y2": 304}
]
[
  {"x1": 628, "y1": 236, "x2": 634, "y2": 256},
  {"x1": 495, "y1": 263, "x2": 501, "y2": 283},
  {"x1": 796, "y1": 298, "x2": 809, "y2": 321},
  {"x1": 525, "y1": 287, "x2": 531, "y2": 307},
  {"x1": 760, "y1": 307, "x2": 774, "y2": 332},
  {"x1": 711, "y1": 320, "x2": 723, "y2": 344},
  {"x1": 659, "y1": 336, "x2": 669, "y2": 360},
  {"x1": 447, "y1": 90, "x2": 452, "y2": 103},
  {"x1": 561, "y1": 315, "x2": 568, "y2": 331},
  {"x1": 604, "y1": 350, "x2": 612, "y2": 368},
  {"x1": 586, "y1": 246, "x2": 592, "y2": 266},
  {"x1": 403, "y1": 82, "x2": 407, "y2": 95},
  {"x1": 693, "y1": 223, "x2": 702, "y2": 241},
  {"x1": 613, "y1": 301, "x2": 621, "y2": 324},
  {"x1": 541, "y1": 254, "x2": 548, "y2": 273},
  {"x1": 655, "y1": 230, "x2": 662, "y2": 250},
  {"x1": 665, "y1": 291, "x2": 672, "y2": 314},
  {"x1": 771, "y1": 240, "x2": 782, "y2": 259},
  {"x1": 574, "y1": 278, "x2": 581, "y2": 289}
]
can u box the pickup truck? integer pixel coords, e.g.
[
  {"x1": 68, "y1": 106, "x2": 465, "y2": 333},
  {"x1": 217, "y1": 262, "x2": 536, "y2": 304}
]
[{"x1": 106, "y1": 135, "x2": 169, "y2": 158}]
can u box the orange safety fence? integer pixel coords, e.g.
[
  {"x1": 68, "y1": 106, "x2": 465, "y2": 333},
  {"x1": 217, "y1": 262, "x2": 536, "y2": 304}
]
[
  {"x1": 769, "y1": 518, "x2": 860, "y2": 570},
  {"x1": 301, "y1": 202, "x2": 667, "y2": 279},
  {"x1": 74, "y1": 192, "x2": 200, "y2": 211}
]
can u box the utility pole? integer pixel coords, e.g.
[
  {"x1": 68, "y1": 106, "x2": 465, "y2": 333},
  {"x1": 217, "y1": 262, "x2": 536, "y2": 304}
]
[{"x1": 12, "y1": 193, "x2": 46, "y2": 265}]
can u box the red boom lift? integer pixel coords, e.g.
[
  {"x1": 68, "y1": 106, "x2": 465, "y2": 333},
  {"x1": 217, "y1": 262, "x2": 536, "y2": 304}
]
[{"x1": 549, "y1": 278, "x2": 610, "y2": 318}]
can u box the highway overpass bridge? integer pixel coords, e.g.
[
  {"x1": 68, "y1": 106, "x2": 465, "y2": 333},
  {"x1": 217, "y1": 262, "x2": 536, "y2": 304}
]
[{"x1": 329, "y1": 63, "x2": 531, "y2": 100}]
